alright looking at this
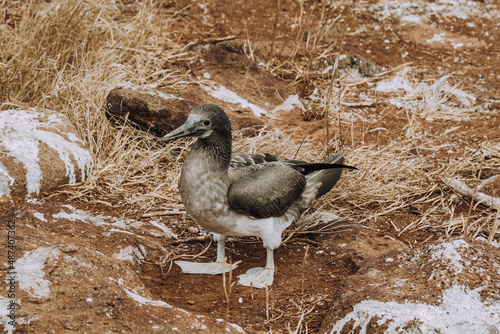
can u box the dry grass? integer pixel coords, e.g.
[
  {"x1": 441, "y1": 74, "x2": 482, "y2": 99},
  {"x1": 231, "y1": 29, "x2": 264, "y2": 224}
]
[{"x1": 2, "y1": 0, "x2": 499, "y2": 256}]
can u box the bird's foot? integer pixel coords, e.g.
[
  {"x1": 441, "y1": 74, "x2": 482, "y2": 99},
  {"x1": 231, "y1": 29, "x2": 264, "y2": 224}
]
[
  {"x1": 237, "y1": 267, "x2": 274, "y2": 289},
  {"x1": 174, "y1": 261, "x2": 238, "y2": 275}
]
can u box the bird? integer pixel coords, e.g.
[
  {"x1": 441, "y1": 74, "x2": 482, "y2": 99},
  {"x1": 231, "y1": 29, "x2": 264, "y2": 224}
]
[{"x1": 160, "y1": 104, "x2": 356, "y2": 288}]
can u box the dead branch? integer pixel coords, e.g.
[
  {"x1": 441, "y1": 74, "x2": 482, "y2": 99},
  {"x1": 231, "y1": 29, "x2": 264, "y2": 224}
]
[{"x1": 441, "y1": 175, "x2": 500, "y2": 210}]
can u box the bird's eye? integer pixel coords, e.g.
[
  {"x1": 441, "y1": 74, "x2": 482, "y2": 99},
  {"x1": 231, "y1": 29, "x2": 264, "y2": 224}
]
[{"x1": 203, "y1": 119, "x2": 211, "y2": 126}]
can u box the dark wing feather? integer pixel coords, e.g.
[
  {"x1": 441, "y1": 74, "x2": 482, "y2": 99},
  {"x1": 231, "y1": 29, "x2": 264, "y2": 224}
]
[
  {"x1": 230, "y1": 153, "x2": 280, "y2": 169},
  {"x1": 228, "y1": 164, "x2": 306, "y2": 219},
  {"x1": 312, "y1": 153, "x2": 347, "y2": 199}
]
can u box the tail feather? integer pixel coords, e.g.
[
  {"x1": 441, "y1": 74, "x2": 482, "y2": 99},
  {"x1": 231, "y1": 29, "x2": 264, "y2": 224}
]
[{"x1": 307, "y1": 152, "x2": 346, "y2": 199}]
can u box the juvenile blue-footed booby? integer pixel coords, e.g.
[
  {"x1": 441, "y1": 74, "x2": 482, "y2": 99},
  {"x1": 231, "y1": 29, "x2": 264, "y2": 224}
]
[{"x1": 160, "y1": 104, "x2": 356, "y2": 288}]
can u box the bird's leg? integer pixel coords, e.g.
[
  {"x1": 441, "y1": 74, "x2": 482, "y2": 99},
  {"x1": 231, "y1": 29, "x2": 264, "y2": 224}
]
[
  {"x1": 265, "y1": 247, "x2": 275, "y2": 269},
  {"x1": 174, "y1": 233, "x2": 237, "y2": 275},
  {"x1": 238, "y1": 247, "x2": 275, "y2": 289},
  {"x1": 214, "y1": 234, "x2": 226, "y2": 263}
]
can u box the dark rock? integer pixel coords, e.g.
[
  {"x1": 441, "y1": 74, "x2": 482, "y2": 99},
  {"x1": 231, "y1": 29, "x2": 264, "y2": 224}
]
[
  {"x1": 347, "y1": 54, "x2": 382, "y2": 77},
  {"x1": 106, "y1": 84, "x2": 192, "y2": 137},
  {"x1": 106, "y1": 84, "x2": 268, "y2": 139}
]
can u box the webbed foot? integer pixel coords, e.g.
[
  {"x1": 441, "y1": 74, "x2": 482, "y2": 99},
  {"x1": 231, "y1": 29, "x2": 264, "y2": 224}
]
[
  {"x1": 175, "y1": 261, "x2": 238, "y2": 275},
  {"x1": 237, "y1": 266, "x2": 274, "y2": 288}
]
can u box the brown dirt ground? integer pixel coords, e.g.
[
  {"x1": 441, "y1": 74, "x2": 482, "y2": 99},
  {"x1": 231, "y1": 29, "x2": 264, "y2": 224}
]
[{"x1": 6, "y1": 0, "x2": 500, "y2": 332}]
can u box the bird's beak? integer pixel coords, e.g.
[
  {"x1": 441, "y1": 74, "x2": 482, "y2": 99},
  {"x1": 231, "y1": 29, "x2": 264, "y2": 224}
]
[{"x1": 159, "y1": 117, "x2": 204, "y2": 142}]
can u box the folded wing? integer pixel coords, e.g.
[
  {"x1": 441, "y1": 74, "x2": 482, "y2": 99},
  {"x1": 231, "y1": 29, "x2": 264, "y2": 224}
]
[{"x1": 228, "y1": 164, "x2": 306, "y2": 219}]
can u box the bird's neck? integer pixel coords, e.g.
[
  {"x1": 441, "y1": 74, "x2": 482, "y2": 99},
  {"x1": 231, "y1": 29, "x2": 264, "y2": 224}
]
[{"x1": 190, "y1": 134, "x2": 232, "y2": 172}]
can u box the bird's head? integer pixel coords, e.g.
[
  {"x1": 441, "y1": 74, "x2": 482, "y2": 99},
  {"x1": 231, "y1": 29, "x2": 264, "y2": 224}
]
[{"x1": 160, "y1": 104, "x2": 231, "y2": 143}]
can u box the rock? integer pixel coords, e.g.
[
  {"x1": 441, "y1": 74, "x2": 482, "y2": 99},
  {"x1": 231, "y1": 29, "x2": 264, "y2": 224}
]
[
  {"x1": 107, "y1": 83, "x2": 268, "y2": 138},
  {"x1": 315, "y1": 54, "x2": 382, "y2": 79},
  {"x1": 106, "y1": 84, "x2": 192, "y2": 137},
  {"x1": 344, "y1": 55, "x2": 382, "y2": 77},
  {"x1": 319, "y1": 238, "x2": 500, "y2": 333},
  {"x1": 0, "y1": 203, "x2": 245, "y2": 333},
  {"x1": 0, "y1": 109, "x2": 93, "y2": 199}
]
